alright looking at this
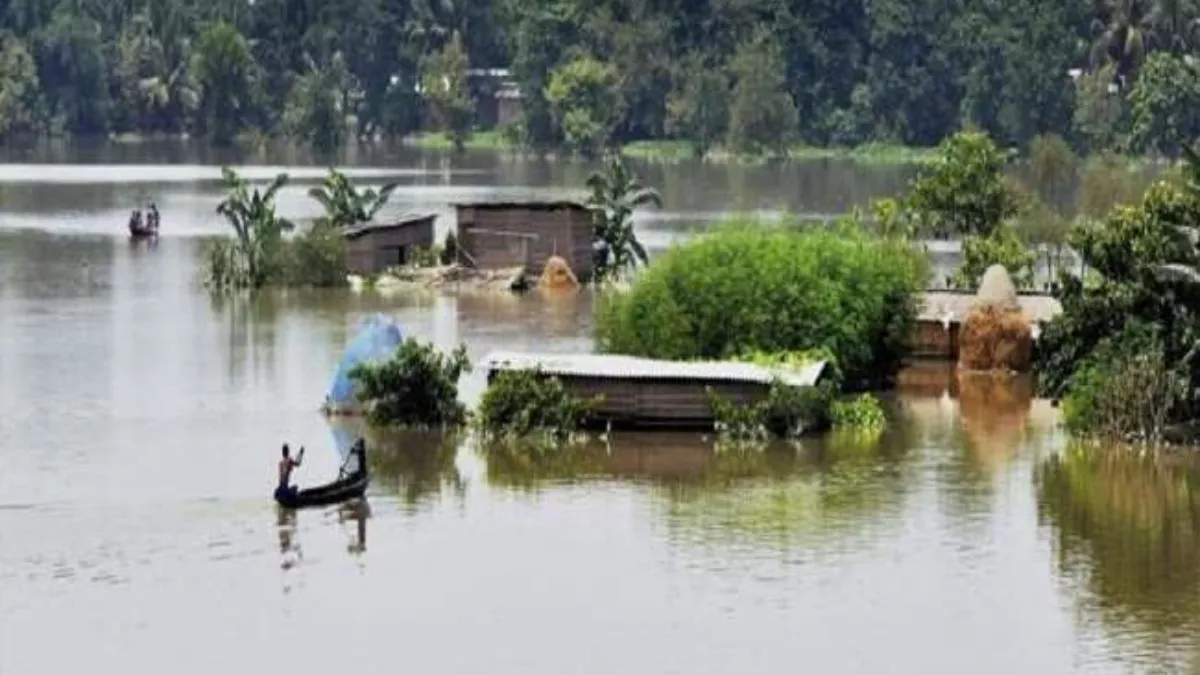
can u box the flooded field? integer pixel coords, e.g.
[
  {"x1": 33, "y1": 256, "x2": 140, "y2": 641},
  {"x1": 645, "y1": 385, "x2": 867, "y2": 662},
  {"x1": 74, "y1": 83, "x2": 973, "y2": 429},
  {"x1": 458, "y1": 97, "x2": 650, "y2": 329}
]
[{"x1": 1, "y1": 144, "x2": 1198, "y2": 674}]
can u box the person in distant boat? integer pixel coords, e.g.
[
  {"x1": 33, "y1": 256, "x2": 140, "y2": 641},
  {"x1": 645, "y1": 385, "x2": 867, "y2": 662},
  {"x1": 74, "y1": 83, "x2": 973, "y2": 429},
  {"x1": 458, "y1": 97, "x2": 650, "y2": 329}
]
[
  {"x1": 129, "y1": 209, "x2": 142, "y2": 230},
  {"x1": 275, "y1": 443, "x2": 305, "y2": 501},
  {"x1": 148, "y1": 203, "x2": 159, "y2": 229}
]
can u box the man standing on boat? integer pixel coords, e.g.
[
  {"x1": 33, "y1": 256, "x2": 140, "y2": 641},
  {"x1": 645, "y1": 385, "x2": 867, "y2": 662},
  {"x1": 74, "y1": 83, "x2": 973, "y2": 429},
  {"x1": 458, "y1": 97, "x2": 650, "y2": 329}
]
[{"x1": 276, "y1": 444, "x2": 305, "y2": 501}]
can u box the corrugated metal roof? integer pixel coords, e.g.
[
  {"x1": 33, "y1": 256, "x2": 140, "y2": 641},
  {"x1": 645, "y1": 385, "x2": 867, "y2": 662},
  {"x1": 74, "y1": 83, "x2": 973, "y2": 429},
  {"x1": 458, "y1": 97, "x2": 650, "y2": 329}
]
[
  {"x1": 918, "y1": 291, "x2": 1062, "y2": 324},
  {"x1": 344, "y1": 213, "x2": 437, "y2": 239},
  {"x1": 482, "y1": 351, "x2": 828, "y2": 387}
]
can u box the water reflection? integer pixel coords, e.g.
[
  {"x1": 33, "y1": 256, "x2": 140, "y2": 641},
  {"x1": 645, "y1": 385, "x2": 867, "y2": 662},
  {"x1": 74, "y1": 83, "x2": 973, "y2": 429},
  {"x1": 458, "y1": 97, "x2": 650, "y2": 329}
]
[
  {"x1": 1037, "y1": 446, "x2": 1200, "y2": 664},
  {"x1": 366, "y1": 428, "x2": 465, "y2": 508}
]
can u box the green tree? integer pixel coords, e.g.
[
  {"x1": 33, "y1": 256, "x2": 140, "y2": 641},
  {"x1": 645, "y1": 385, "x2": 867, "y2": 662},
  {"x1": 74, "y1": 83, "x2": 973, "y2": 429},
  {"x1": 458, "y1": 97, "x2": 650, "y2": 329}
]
[
  {"x1": 33, "y1": 10, "x2": 110, "y2": 134},
  {"x1": 727, "y1": 35, "x2": 798, "y2": 157},
  {"x1": 0, "y1": 32, "x2": 42, "y2": 137},
  {"x1": 284, "y1": 53, "x2": 351, "y2": 153},
  {"x1": 585, "y1": 153, "x2": 661, "y2": 283},
  {"x1": 1129, "y1": 52, "x2": 1200, "y2": 157},
  {"x1": 545, "y1": 54, "x2": 620, "y2": 157},
  {"x1": 907, "y1": 131, "x2": 1020, "y2": 238},
  {"x1": 1028, "y1": 133, "x2": 1079, "y2": 211},
  {"x1": 665, "y1": 56, "x2": 730, "y2": 158},
  {"x1": 307, "y1": 168, "x2": 399, "y2": 230},
  {"x1": 189, "y1": 22, "x2": 258, "y2": 145},
  {"x1": 420, "y1": 31, "x2": 472, "y2": 151}
]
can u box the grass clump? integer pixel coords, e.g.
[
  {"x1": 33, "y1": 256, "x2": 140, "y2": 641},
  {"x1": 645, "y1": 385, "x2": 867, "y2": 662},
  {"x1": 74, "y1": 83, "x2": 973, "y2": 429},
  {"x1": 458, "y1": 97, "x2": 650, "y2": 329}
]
[
  {"x1": 595, "y1": 221, "x2": 928, "y2": 386},
  {"x1": 350, "y1": 339, "x2": 470, "y2": 429},
  {"x1": 477, "y1": 368, "x2": 599, "y2": 441}
]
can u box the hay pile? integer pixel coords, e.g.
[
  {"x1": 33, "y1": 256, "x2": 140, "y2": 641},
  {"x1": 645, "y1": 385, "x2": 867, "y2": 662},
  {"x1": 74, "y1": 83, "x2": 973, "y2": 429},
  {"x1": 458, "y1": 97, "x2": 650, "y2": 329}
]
[
  {"x1": 537, "y1": 255, "x2": 579, "y2": 290},
  {"x1": 957, "y1": 265, "x2": 1034, "y2": 372}
]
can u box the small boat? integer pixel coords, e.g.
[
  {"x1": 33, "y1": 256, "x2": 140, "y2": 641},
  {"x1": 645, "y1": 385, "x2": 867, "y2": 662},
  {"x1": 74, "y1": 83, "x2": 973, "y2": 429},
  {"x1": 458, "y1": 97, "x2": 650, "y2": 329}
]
[
  {"x1": 274, "y1": 442, "x2": 369, "y2": 509},
  {"x1": 129, "y1": 221, "x2": 158, "y2": 239}
]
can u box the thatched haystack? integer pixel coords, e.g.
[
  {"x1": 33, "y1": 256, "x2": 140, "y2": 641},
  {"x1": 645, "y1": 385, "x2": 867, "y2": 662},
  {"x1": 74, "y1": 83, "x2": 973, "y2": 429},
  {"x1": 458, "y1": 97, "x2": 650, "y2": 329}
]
[
  {"x1": 957, "y1": 265, "x2": 1034, "y2": 372},
  {"x1": 537, "y1": 255, "x2": 580, "y2": 290}
]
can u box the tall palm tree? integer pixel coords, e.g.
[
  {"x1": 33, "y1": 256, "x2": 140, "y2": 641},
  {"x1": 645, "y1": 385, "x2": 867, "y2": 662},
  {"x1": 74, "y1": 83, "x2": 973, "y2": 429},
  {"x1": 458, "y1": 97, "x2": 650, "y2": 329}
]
[
  {"x1": 585, "y1": 153, "x2": 661, "y2": 283},
  {"x1": 1090, "y1": 0, "x2": 1158, "y2": 84}
]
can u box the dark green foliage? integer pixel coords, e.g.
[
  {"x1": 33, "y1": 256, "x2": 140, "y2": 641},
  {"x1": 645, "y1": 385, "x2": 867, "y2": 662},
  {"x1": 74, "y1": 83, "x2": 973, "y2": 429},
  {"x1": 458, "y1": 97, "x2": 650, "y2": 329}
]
[
  {"x1": 477, "y1": 369, "x2": 597, "y2": 440},
  {"x1": 1037, "y1": 147, "x2": 1200, "y2": 436},
  {"x1": 440, "y1": 232, "x2": 459, "y2": 265},
  {"x1": 1128, "y1": 52, "x2": 1200, "y2": 158},
  {"x1": 594, "y1": 221, "x2": 929, "y2": 385},
  {"x1": 1061, "y1": 323, "x2": 1184, "y2": 443},
  {"x1": 709, "y1": 381, "x2": 835, "y2": 440},
  {"x1": 350, "y1": 340, "x2": 470, "y2": 429},
  {"x1": 0, "y1": 0, "x2": 1195, "y2": 155}
]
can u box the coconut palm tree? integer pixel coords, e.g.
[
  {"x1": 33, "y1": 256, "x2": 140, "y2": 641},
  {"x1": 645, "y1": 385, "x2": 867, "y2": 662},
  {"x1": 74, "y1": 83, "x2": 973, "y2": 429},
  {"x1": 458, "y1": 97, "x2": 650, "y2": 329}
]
[
  {"x1": 1090, "y1": 0, "x2": 1158, "y2": 84},
  {"x1": 585, "y1": 152, "x2": 661, "y2": 283}
]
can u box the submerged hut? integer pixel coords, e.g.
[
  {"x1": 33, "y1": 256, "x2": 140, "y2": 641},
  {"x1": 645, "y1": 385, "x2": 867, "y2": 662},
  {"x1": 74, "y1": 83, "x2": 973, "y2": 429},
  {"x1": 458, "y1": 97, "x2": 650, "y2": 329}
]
[
  {"x1": 344, "y1": 214, "x2": 437, "y2": 275},
  {"x1": 453, "y1": 201, "x2": 594, "y2": 281},
  {"x1": 482, "y1": 351, "x2": 830, "y2": 430},
  {"x1": 910, "y1": 290, "x2": 1062, "y2": 361}
]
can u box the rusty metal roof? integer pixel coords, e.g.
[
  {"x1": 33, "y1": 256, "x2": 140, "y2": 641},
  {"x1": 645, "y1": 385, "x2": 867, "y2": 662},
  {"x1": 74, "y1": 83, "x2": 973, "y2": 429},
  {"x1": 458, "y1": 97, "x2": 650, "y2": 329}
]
[
  {"x1": 482, "y1": 351, "x2": 829, "y2": 387},
  {"x1": 918, "y1": 291, "x2": 1062, "y2": 324}
]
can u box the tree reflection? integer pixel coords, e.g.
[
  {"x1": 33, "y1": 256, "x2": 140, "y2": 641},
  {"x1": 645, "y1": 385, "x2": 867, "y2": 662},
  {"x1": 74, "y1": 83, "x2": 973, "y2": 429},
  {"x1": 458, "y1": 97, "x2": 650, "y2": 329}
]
[
  {"x1": 1037, "y1": 445, "x2": 1200, "y2": 650},
  {"x1": 367, "y1": 428, "x2": 464, "y2": 507},
  {"x1": 482, "y1": 429, "x2": 915, "y2": 550}
]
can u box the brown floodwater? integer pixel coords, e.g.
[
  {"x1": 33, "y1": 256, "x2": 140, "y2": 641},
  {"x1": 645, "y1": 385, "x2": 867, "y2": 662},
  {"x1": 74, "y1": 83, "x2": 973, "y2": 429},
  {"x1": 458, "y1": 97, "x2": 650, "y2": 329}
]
[{"x1": 2, "y1": 143, "x2": 1199, "y2": 674}]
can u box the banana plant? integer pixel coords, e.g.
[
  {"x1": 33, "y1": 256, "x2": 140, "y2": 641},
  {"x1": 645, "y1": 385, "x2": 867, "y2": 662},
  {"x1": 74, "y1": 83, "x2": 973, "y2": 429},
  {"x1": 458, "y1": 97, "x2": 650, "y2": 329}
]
[
  {"x1": 585, "y1": 152, "x2": 661, "y2": 283},
  {"x1": 307, "y1": 168, "x2": 399, "y2": 229},
  {"x1": 214, "y1": 166, "x2": 293, "y2": 289}
]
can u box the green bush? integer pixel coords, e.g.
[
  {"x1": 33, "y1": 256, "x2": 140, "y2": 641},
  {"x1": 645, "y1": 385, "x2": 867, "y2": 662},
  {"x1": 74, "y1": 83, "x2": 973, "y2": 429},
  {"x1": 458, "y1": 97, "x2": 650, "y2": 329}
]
[
  {"x1": 350, "y1": 340, "x2": 470, "y2": 428},
  {"x1": 708, "y1": 380, "x2": 835, "y2": 440},
  {"x1": 283, "y1": 225, "x2": 348, "y2": 287},
  {"x1": 830, "y1": 393, "x2": 887, "y2": 430},
  {"x1": 595, "y1": 221, "x2": 929, "y2": 385},
  {"x1": 477, "y1": 369, "x2": 599, "y2": 440},
  {"x1": 1062, "y1": 325, "x2": 1184, "y2": 444}
]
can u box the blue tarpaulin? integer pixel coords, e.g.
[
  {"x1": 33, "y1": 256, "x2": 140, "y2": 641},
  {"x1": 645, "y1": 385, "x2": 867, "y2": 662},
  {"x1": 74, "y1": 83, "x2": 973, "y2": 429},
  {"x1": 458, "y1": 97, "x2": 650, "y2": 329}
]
[{"x1": 326, "y1": 314, "x2": 403, "y2": 410}]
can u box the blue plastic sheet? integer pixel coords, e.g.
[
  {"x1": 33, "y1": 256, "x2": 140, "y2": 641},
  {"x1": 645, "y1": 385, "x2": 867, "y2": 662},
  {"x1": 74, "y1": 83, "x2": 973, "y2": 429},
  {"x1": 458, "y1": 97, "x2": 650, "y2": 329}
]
[{"x1": 326, "y1": 314, "x2": 403, "y2": 408}]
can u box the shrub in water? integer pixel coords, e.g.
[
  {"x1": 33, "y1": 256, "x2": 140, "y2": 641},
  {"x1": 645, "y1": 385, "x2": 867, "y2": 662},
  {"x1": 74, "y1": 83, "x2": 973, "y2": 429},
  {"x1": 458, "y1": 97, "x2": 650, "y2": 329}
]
[
  {"x1": 477, "y1": 368, "x2": 599, "y2": 440},
  {"x1": 830, "y1": 393, "x2": 887, "y2": 430},
  {"x1": 708, "y1": 380, "x2": 835, "y2": 440},
  {"x1": 595, "y1": 221, "x2": 928, "y2": 386},
  {"x1": 350, "y1": 339, "x2": 470, "y2": 428},
  {"x1": 1062, "y1": 324, "x2": 1184, "y2": 444}
]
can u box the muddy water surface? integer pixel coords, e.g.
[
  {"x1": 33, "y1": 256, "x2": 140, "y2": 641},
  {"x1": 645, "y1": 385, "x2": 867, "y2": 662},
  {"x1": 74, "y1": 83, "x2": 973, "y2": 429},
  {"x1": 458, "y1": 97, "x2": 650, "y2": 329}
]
[{"x1": 1, "y1": 145, "x2": 1199, "y2": 674}]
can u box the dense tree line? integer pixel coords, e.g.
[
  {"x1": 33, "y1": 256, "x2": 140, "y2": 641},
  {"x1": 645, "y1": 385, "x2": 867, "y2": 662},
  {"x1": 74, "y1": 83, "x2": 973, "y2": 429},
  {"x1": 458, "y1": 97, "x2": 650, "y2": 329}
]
[{"x1": 2, "y1": 0, "x2": 1200, "y2": 156}]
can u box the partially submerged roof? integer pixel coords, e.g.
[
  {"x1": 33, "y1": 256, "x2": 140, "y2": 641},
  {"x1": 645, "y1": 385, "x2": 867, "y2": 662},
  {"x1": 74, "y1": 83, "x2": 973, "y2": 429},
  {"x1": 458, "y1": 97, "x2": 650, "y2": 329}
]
[
  {"x1": 453, "y1": 199, "x2": 590, "y2": 211},
  {"x1": 344, "y1": 213, "x2": 437, "y2": 239},
  {"x1": 918, "y1": 291, "x2": 1062, "y2": 324},
  {"x1": 482, "y1": 351, "x2": 829, "y2": 388}
]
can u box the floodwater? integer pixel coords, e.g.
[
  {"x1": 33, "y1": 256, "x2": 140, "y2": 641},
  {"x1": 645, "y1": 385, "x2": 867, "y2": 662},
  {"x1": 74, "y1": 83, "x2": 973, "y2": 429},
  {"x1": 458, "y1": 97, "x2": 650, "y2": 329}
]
[{"x1": 2, "y1": 142, "x2": 1199, "y2": 674}]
